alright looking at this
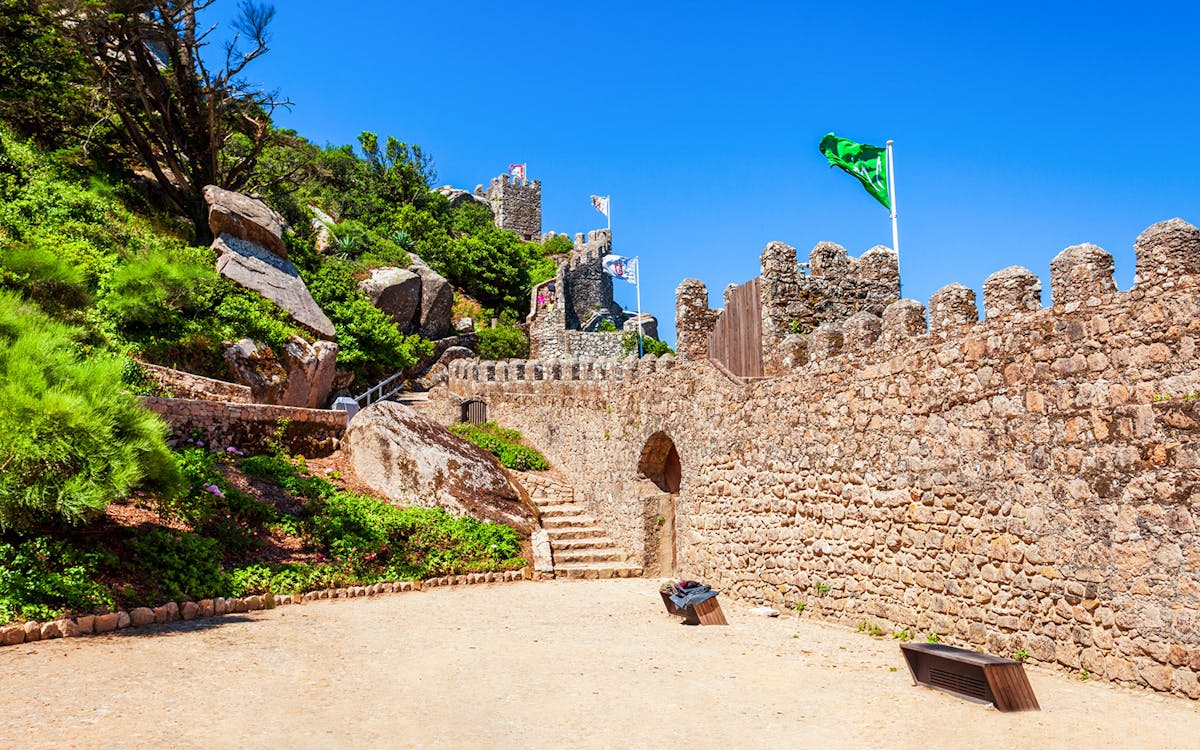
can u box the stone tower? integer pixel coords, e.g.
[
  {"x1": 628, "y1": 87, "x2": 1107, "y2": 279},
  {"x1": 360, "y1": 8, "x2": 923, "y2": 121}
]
[{"x1": 486, "y1": 174, "x2": 542, "y2": 241}]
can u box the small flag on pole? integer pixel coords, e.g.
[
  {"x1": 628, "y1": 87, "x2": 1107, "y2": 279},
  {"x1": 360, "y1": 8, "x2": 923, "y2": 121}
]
[
  {"x1": 602, "y1": 254, "x2": 637, "y2": 285},
  {"x1": 508, "y1": 163, "x2": 527, "y2": 181},
  {"x1": 590, "y1": 195, "x2": 610, "y2": 218},
  {"x1": 819, "y1": 133, "x2": 890, "y2": 209}
]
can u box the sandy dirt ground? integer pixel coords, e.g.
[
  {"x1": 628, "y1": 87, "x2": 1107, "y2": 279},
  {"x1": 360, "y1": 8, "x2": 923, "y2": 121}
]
[{"x1": 0, "y1": 578, "x2": 1196, "y2": 749}]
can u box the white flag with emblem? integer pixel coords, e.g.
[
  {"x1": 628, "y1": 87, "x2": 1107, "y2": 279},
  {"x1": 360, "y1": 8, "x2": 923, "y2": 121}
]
[{"x1": 602, "y1": 254, "x2": 637, "y2": 285}]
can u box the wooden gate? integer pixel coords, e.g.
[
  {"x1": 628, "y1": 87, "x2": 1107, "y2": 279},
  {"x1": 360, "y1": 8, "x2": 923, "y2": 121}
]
[
  {"x1": 707, "y1": 277, "x2": 763, "y2": 379},
  {"x1": 460, "y1": 399, "x2": 487, "y2": 425}
]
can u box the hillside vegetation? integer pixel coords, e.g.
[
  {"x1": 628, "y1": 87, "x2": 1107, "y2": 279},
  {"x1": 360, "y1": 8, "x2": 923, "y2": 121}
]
[{"x1": 0, "y1": 0, "x2": 554, "y2": 623}]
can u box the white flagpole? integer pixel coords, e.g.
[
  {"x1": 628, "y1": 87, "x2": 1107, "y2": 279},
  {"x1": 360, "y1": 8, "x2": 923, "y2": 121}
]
[
  {"x1": 886, "y1": 140, "x2": 899, "y2": 256},
  {"x1": 634, "y1": 257, "x2": 643, "y2": 357},
  {"x1": 607, "y1": 195, "x2": 611, "y2": 232}
]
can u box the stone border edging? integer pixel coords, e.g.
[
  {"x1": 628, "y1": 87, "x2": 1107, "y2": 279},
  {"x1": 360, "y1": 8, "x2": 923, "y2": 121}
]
[{"x1": 0, "y1": 567, "x2": 532, "y2": 648}]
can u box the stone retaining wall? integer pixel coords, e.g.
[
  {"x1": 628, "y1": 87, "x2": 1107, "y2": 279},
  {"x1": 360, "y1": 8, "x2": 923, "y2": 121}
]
[
  {"x1": 439, "y1": 218, "x2": 1200, "y2": 698},
  {"x1": 141, "y1": 397, "x2": 347, "y2": 456},
  {"x1": 139, "y1": 362, "x2": 252, "y2": 402}
]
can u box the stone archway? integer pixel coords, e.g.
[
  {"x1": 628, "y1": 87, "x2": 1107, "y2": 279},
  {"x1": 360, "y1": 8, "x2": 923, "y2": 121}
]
[{"x1": 638, "y1": 431, "x2": 681, "y2": 575}]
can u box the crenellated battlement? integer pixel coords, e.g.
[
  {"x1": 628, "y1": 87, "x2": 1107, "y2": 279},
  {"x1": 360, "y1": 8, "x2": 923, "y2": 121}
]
[
  {"x1": 748, "y1": 218, "x2": 1200, "y2": 376},
  {"x1": 447, "y1": 353, "x2": 678, "y2": 390},
  {"x1": 486, "y1": 173, "x2": 542, "y2": 241}
]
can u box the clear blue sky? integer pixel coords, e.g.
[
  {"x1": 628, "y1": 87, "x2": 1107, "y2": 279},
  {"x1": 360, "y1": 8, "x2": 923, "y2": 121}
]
[{"x1": 210, "y1": 1, "x2": 1199, "y2": 345}]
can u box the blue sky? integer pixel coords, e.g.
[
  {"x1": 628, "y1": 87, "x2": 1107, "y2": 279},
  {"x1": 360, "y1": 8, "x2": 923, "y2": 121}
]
[{"x1": 211, "y1": 1, "x2": 1199, "y2": 345}]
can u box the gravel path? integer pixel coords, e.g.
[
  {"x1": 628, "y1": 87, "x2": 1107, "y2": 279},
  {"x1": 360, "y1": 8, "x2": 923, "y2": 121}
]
[{"x1": 0, "y1": 578, "x2": 1195, "y2": 749}]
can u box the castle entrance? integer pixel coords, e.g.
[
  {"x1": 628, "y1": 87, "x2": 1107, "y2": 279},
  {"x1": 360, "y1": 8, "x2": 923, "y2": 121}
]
[{"x1": 638, "y1": 432, "x2": 681, "y2": 576}]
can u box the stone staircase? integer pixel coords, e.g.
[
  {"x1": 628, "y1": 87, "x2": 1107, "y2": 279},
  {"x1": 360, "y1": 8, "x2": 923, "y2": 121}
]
[{"x1": 520, "y1": 473, "x2": 643, "y2": 580}]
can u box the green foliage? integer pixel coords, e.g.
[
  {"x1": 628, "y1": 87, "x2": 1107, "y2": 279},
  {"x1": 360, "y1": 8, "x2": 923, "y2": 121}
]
[
  {"x1": 0, "y1": 240, "x2": 89, "y2": 312},
  {"x1": 97, "y1": 244, "x2": 218, "y2": 331},
  {"x1": 0, "y1": 1, "x2": 100, "y2": 148},
  {"x1": 0, "y1": 291, "x2": 178, "y2": 530},
  {"x1": 475, "y1": 323, "x2": 530, "y2": 360},
  {"x1": 449, "y1": 421, "x2": 549, "y2": 471},
  {"x1": 0, "y1": 536, "x2": 115, "y2": 623},
  {"x1": 228, "y1": 561, "x2": 352, "y2": 596},
  {"x1": 926, "y1": 631, "x2": 941, "y2": 644},
  {"x1": 541, "y1": 234, "x2": 574, "y2": 256},
  {"x1": 418, "y1": 226, "x2": 547, "y2": 314},
  {"x1": 308, "y1": 494, "x2": 524, "y2": 579},
  {"x1": 622, "y1": 331, "x2": 674, "y2": 358},
  {"x1": 129, "y1": 530, "x2": 230, "y2": 601},
  {"x1": 241, "y1": 453, "x2": 336, "y2": 502},
  {"x1": 304, "y1": 260, "x2": 432, "y2": 385},
  {"x1": 598, "y1": 318, "x2": 619, "y2": 332},
  {"x1": 326, "y1": 219, "x2": 410, "y2": 268}
]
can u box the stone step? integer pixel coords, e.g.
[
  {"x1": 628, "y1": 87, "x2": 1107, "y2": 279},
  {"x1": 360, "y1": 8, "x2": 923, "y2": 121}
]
[
  {"x1": 554, "y1": 563, "x2": 644, "y2": 580},
  {"x1": 551, "y1": 536, "x2": 616, "y2": 550},
  {"x1": 544, "y1": 526, "x2": 610, "y2": 540},
  {"x1": 541, "y1": 516, "x2": 598, "y2": 529},
  {"x1": 554, "y1": 549, "x2": 626, "y2": 564},
  {"x1": 539, "y1": 505, "x2": 588, "y2": 518}
]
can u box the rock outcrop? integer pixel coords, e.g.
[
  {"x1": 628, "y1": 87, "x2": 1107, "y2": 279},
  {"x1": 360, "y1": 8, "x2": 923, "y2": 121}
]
[
  {"x1": 409, "y1": 254, "x2": 454, "y2": 339},
  {"x1": 213, "y1": 233, "x2": 335, "y2": 339},
  {"x1": 358, "y1": 267, "x2": 422, "y2": 329},
  {"x1": 224, "y1": 336, "x2": 338, "y2": 408},
  {"x1": 434, "y1": 185, "x2": 492, "y2": 210},
  {"x1": 204, "y1": 185, "x2": 288, "y2": 258},
  {"x1": 345, "y1": 402, "x2": 536, "y2": 534}
]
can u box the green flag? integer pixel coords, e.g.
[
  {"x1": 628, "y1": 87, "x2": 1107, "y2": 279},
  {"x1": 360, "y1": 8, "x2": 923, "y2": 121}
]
[{"x1": 819, "y1": 133, "x2": 890, "y2": 209}]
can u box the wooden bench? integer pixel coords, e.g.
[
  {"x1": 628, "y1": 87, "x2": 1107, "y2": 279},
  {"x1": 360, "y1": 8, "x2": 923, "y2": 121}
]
[
  {"x1": 659, "y1": 591, "x2": 728, "y2": 625},
  {"x1": 900, "y1": 642, "x2": 1039, "y2": 712}
]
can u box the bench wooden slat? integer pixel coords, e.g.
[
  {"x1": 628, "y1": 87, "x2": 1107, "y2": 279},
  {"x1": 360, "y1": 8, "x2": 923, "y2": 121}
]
[{"x1": 900, "y1": 642, "x2": 1039, "y2": 712}]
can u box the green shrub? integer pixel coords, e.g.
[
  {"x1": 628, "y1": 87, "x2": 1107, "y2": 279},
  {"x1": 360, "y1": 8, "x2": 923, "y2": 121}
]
[
  {"x1": 449, "y1": 421, "x2": 549, "y2": 471},
  {"x1": 475, "y1": 324, "x2": 529, "y2": 360},
  {"x1": 621, "y1": 330, "x2": 674, "y2": 358},
  {"x1": 541, "y1": 234, "x2": 573, "y2": 256},
  {"x1": 129, "y1": 530, "x2": 230, "y2": 601},
  {"x1": 97, "y1": 244, "x2": 217, "y2": 331},
  {"x1": 304, "y1": 260, "x2": 432, "y2": 384},
  {"x1": 0, "y1": 536, "x2": 115, "y2": 623},
  {"x1": 0, "y1": 240, "x2": 89, "y2": 311},
  {"x1": 0, "y1": 291, "x2": 179, "y2": 529}
]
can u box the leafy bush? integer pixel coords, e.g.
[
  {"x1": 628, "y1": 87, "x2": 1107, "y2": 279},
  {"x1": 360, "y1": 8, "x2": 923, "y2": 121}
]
[
  {"x1": 129, "y1": 530, "x2": 229, "y2": 601},
  {"x1": 229, "y1": 561, "x2": 353, "y2": 596},
  {"x1": 308, "y1": 494, "x2": 524, "y2": 579},
  {"x1": 622, "y1": 331, "x2": 674, "y2": 357},
  {"x1": 541, "y1": 234, "x2": 573, "y2": 256},
  {"x1": 449, "y1": 421, "x2": 549, "y2": 471},
  {"x1": 304, "y1": 260, "x2": 432, "y2": 385},
  {"x1": 0, "y1": 291, "x2": 179, "y2": 529},
  {"x1": 0, "y1": 536, "x2": 115, "y2": 623},
  {"x1": 97, "y1": 244, "x2": 217, "y2": 331},
  {"x1": 475, "y1": 323, "x2": 530, "y2": 359}
]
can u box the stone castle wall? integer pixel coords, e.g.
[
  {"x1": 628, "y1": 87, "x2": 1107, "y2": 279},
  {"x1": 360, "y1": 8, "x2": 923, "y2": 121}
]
[
  {"x1": 486, "y1": 174, "x2": 541, "y2": 241},
  {"x1": 527, "y1": 228, "x2": 628, "y2": 359},
  {"x1": 439, "y1": 219, "x2": 1200, "y2": 698},
  {"x1": 142, "y1": 397, "x2": 347, "y2": 456}
]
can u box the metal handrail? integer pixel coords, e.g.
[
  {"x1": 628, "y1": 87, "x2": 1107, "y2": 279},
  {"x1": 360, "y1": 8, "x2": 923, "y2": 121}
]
[{"x1": 354, "y1": 370, "x2": 407, "y2": 408}]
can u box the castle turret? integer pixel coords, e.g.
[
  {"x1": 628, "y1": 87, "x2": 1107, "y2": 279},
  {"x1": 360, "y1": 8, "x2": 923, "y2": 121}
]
[{"x1": 486, "y1": 174, "x2": 542, "y2": 241}]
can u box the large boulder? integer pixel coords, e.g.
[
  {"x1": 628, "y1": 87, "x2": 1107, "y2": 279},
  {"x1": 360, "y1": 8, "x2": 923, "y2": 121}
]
[
  {"x1": 623, "y1": 313, "x2": 659, "y2": 341},
  {"x1": 224, "y1": 336, "x2": 338, "y2": 408},
  {"x1": 213, "y1": 233, "x2": 335, "y2": 339},
  {"x1": 224, "y1": 338, "x2": 285, "y2": 404},
  {"x1": 434, "y1": 185, "x2": 492, "y2": 210},
  {"x1": 309, "y1": 205, "x2": 336, "y2": 254},
  {"x1": 358, "y1": 267, "x2": 422, "y2": 330},
  {"x1": 408, "y1": 253, "x2": 454, "y2": 340},
  {"x1": 280, "y1": 337, "x2": 339, "y2": 408},
  {"x1": 204, "y1": 185, "x2": 287, "y2": 258},
  {"x1": 345, "y1": 402, "x2": 536, "y2": 534}
]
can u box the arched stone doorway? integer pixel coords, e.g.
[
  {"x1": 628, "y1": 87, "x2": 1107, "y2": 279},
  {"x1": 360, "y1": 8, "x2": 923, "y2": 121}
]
[{"x1": 638, "y1": 432, "x2": 681, "y2": 576}]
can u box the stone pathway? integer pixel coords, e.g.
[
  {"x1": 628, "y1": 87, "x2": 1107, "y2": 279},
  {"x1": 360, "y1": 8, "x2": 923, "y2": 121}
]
[
  {"x1": 1, "y1": 579, "x2": 1195, "y2": 749},
  {"x1": 521, "y1": 473, "x2": 643, "y2": 578}
]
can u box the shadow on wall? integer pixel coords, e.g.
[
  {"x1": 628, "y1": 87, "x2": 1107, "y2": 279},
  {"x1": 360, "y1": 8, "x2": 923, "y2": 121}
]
[{"x1": 639, "y1": 431, "x2": 681, "y2": 576}]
